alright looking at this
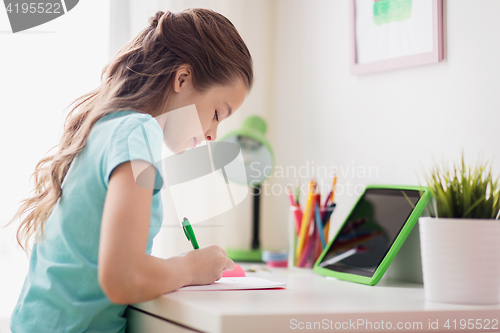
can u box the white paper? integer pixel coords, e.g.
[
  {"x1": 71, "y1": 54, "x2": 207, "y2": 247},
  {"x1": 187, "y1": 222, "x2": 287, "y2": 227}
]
[
  {"x1": 355, "y1": 0, "x2": 433, "y2": 63},
  {"x1": 175, "y1": 277, "x2": 286, "y2": 292}
]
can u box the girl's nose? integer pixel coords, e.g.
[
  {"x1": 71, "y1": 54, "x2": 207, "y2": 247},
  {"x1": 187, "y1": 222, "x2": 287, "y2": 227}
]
[
  {"x1": 206, "y1": 129, "x2": 217, "y2": 141},
  {"x1": 206, "y1": 122, "x2": 218, "y2": 142},
  {"x1": 206, "y1": 132, "x2": 217, "y2": 141}
]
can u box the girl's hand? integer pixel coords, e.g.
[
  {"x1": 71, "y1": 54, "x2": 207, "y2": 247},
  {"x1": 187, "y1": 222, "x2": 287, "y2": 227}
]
[
  {"x1": 100, "y1": 161, "x2": 233, "y2": 302},
  {"x1": 177, "y1": 245, "x2": 235, "y2": 286}
]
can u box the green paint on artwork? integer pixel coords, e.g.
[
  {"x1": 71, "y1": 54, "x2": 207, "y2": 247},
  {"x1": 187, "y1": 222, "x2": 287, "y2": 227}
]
[{"x1": 373, "y1": 0, "x2": 412, "y2": 25}]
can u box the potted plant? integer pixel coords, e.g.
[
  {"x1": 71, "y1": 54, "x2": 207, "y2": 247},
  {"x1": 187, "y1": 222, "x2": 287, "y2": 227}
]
[{"x1": 419, "y1": 156, "x2": 500, "y2": 304}]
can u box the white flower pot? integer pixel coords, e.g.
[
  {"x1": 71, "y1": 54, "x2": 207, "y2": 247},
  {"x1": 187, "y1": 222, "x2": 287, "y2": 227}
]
[{"x1": 419, "y1": 217, "x2": 500, "y2": 305}]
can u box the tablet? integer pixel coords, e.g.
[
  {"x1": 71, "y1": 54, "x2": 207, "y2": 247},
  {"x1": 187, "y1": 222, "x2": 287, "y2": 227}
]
[{"x1": 313, "y1": 185, "x2": 431, "y2": 286}]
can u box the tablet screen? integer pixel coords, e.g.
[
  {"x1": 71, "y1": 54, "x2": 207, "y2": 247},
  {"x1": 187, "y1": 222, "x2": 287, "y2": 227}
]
[{"x1": 317, "y1": 188, "x2": 422, "y2": 277}]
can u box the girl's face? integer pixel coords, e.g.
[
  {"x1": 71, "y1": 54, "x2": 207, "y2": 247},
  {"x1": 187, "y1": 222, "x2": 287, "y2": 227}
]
[{"x1": 160, "y1": 65, "x2": 248, "y2": 154}]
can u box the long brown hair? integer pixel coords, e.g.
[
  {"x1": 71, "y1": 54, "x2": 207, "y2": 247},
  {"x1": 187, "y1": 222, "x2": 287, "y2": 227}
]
[{"x1": 6, "y1": 8, "x2": 253, "y2": 254}]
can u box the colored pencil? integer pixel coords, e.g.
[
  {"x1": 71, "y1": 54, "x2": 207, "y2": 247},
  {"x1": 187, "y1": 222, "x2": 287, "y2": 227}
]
[
  {"x1": 295, "y1": 179, "x2": 300, "y2": 205},
  {"x1": 324, "y1": 175, "x2": 337, "y2": 241},
  {"x1": 314, "y1": 201, "x2": 326, "y2": 249},
  {"x1": 295, "y1": 181, "x2": 316, "y2": 265},
  {"x1": 286, "y1": 185, "x2": 303, "y2": 234},
  {"x1": 331, "y1": 175, "x2": 338, "y2": 204}
]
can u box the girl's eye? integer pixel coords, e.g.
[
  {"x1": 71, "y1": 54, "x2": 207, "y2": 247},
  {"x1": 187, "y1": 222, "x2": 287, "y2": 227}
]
[{"x1": 214, "y1": 110, "x2": 219, "y2": 122}]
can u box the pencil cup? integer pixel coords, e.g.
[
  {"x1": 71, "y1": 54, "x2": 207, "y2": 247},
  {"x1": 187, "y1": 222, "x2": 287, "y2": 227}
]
[{"x1": 288, "y1": 206, "x2": 300, "y2": 268}]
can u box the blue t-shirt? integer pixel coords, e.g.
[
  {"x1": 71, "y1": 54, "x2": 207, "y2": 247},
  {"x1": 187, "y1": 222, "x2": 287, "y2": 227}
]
[{"x1": 10, "y1": 110, "x2": 164, "y2": 333}]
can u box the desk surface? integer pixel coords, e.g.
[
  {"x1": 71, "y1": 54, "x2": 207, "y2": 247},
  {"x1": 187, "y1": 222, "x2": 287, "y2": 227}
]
[{"x1": 131, "y1": 265, "x2": 500, "y2": 333}]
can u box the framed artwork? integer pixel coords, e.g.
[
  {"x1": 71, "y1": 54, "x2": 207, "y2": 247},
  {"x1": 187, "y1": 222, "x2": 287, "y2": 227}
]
[{"x1": 351, "y1": 0, "x2": 443, "y2": 75}]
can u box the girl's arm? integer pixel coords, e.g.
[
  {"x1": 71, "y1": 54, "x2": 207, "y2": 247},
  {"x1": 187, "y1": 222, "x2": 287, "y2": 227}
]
[{"x1": 98, "y1": 161, "x2": 234, "y2": 305}]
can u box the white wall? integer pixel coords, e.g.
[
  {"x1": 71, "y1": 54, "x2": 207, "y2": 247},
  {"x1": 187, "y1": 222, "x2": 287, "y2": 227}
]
[
  {"x1": 0, "y1": 0, "x2": 110, "y2": 324},
  {"x1": 262, "y1": 0, "x2": 500, "y2": 251}
]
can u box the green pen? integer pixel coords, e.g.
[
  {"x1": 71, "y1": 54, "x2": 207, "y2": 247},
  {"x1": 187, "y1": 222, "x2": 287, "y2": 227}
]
[{"x1": 182, "y1": 217, "x2": 199, "y2": 249}]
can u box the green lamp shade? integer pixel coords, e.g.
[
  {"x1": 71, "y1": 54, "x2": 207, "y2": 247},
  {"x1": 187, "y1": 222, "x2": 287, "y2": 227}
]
[{"x1": 218, "y1": 116, "x2": 274, "y2": 186}]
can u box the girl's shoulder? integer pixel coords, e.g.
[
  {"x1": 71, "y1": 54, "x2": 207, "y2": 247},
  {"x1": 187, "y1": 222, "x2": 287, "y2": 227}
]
[
  {"x1": 97, "y1": 110, "x2": 156, "y2": 128},
  {"x1": 94, "y1": 110, "x2": 162, "y2": 139},
  {"x1": 87, "y1": 109, "x2": 164, "y2": 189}
]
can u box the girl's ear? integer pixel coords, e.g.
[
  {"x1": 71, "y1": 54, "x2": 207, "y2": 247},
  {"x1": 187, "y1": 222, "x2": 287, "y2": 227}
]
[{"x1": 173, "y1": 65, "x2": 192, "y2": 93}]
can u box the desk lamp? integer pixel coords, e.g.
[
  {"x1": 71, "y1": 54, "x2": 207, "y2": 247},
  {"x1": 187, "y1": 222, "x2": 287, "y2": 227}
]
[{"x1": 216, "y1": 115, "x2": 274, "y2": 262}]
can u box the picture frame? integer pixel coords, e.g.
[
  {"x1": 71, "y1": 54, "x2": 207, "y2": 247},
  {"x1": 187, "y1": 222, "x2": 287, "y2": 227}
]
[{"x1": 351, "y1": 0, "x2": 443, "y2": 75}]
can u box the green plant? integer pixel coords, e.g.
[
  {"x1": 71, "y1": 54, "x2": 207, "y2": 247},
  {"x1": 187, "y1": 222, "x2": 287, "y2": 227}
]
[{"x1": 422, "y1": 156, "x2": 500, "y2": 219}]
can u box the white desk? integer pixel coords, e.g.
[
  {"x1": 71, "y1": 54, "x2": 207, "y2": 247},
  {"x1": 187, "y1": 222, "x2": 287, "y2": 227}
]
[{"x1": 125, "y1": 264, "x2": 500, "y2": 333}]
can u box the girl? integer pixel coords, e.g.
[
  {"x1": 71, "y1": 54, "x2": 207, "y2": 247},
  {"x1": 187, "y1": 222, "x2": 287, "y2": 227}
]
[{"x1": 8, "y1": 8, "x2": 252, "y2": 332}]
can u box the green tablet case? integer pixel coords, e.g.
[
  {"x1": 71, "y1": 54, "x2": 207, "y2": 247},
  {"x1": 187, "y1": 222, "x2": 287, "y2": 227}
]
[{"x1": 313, "y1": 184, "x2": 431, "y2": 286}]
